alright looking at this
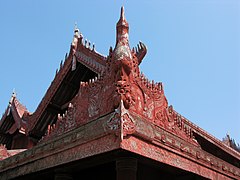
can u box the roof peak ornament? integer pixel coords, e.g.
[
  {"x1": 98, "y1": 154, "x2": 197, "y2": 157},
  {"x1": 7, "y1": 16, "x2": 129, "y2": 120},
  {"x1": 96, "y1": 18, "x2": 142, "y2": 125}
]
[
  {"x1": 114, "y1": 6, "x2": 131, "y2": 60},
  {"x1": 118, "y1": 6, "x2": 127, "y2": 26},
  {"x1": 116, "y1": 6, "x2": 129, "y2": 43},
  {"x1": 9, "y1": 89, "x2": 16, "y2": 106},
  {"x1": 12, "y1": 88, "x2": 16, "y2": 98},
  {"x1": 121, "y1": 6, "x2": 125, "y2": 19},
  {"x1": 72, "y1": 22, "x2": 80, "y2": 47}
]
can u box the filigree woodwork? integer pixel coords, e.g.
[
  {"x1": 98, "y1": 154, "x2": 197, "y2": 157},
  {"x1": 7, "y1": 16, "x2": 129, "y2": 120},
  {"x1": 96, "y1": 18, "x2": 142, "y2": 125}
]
[
  {"x1": 122, "y1": 113, "x2": 135, "y2": 137},
  {"x1": 0, "y1": 7, "x2": 239, "y2": 180}
]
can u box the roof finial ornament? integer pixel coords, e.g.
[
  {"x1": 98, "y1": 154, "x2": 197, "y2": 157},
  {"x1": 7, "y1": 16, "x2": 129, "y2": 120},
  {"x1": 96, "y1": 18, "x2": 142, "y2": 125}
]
[
  {"x1": 116, "y1": 6, "x2": 129, "y2": 30},
  {"x1": 12, "y1": 88, "x2": 16, "y2": 98},
  {"x1": 72, "y1": 22, "x2": 80, "y2": 47},
  {"x1": 120, "y1": 6, "x2": 125, "y2": 21},
  {"x1": 73, "y1": 22, "x2": 80, "y2": 38},
  {"x1": 114, "y1": 6, "x2": 131, "y2": 59},
  {"x1": 9, "y1": 89, "x2": 16, "y2": 107}
]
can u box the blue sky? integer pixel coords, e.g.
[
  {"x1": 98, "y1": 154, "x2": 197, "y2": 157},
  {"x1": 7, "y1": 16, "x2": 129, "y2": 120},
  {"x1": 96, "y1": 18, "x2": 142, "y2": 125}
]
[{"x1": 0, "y1": 1, "x2": 239, "y2": 143}]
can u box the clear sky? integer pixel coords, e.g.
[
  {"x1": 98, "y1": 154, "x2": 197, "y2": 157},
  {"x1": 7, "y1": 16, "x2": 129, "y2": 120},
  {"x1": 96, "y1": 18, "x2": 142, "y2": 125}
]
[{"x1": 0, "y1": 1, "x2": 239, "y2": 144}]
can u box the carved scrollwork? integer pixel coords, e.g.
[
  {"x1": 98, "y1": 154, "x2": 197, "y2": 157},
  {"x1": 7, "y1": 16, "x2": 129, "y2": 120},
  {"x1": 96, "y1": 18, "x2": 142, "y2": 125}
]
[
  {"x1": 155, "y1": 108, "x2": 169, "y2": 122},
  {"x1": 122, "y1": 113, "x2": 135, "y2": 137},
  {"x1": 116, "y1": 80, "x2": 133, "y2": 109},
  {"x1": 41, "y1": 103, "x2": 76, "y2": 141},
  {"x1": 88, "y1": 98, "x2": 99, "y2": 118},
  {"x1": 107, "y1": 111, "x2": 121, "y2": 130},
  {"x1": 143, "y1": 101, "x2": 154, "y2": 119}
]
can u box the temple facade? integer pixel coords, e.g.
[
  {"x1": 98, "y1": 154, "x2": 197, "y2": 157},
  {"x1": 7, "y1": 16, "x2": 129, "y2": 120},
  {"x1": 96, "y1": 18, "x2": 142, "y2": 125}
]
[{"x1": 0, "y1": 7, "x2": 239, "y2": 180}]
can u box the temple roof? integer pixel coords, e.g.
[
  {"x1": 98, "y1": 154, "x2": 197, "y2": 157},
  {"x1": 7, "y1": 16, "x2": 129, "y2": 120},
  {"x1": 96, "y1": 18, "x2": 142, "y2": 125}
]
[
  {"x1": 0, "y1": 7, "x2": 239, "y2": 179},
  {"x1": 0, "y1": 92, "x2": 29, "y2": 148},
  {"x1": 223, "y1": 134, "x2": 240, "y2": 152},
  {"x1": 0, "y1": 92, "x2": 28, "y2": 132},
  {"x1": 24, "y1": 24, "x2": 108, "y2": 138}
]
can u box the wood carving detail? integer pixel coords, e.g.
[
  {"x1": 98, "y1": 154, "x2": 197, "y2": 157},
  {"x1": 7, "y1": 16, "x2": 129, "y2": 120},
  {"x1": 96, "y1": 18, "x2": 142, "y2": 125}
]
[
  {"x1": 30, "y1": 6, "x2": 201, "y2": 152},
  {"x1": 122, "y1": 113, "x2": 135, "y2": 137},
  {"x1": 42, "y1": 103, "x2": 76, "y2": 141},
  {"x1": 42, "y1": 6, "x2": 197, "y2": 146},
  {"x1": 107, "y1": 110, "x2": 121, "y2": 131}
]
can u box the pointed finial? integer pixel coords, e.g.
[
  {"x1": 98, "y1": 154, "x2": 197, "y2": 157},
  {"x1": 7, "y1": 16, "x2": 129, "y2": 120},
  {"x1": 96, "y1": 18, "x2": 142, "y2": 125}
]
[
  {"x1": 114, "y1": 6, "x2": 131, "y2": 58},
  {"x1": 226, "y1": 132, "x2": 230, "y2": 139},
  {"x1": 120, "y1": 6, "x2": 125, "y2": 20},
  {"x1": 74, "y1": 22, "x2": 80, "y2": 35},
  {"x1": 117, "y1": 6, "x2": 128, "y2": 28},
  {"x1": 12, "y1": 88, "x2": 16, "y2": 98},
  {"x1": 72, "y1": 22, "x2": 80, "y2": 47},
  {"x1": 9, "y1": 89, "x2": 16, "y2": 106}
]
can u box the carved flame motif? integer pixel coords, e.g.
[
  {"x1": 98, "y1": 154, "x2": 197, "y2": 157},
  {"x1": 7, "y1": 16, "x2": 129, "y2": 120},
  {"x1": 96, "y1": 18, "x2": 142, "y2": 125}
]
[
  {"x1": 70, "y1": 6, "x2": 169, "y2": 132},
  {"x1": 155, "y1": 108, "x2": 169, "y2": 127},
  {"x1": 43, "y1": 7, "x2": 171, "y2": 141},
  {"x1": 42, "y1": 103, "x2": 76, "y2": 141},
  {"x1": 122, "y1": 113, "x2": 135, "y2": 137},
  {"x1": 116, "y1": 80, "x2": 132, "y2": 109},
  {"x1": 166, "y1": 106, "x2": 196, "y2": 142},
  {"x1": 107, "y1": 111, "x2": 121, "y2": 130}
]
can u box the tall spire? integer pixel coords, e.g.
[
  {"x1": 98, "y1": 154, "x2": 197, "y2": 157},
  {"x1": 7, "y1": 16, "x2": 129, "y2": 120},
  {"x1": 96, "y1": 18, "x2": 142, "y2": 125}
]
[
  {"x1": 116, "y1": 6, "x2": 129, "y2": 47},
  {"x1": 114, "y1": 6, "x2": 132, "y2": 60},
  {"x1": 120, "y1": 6, "x2": 124, "y2": 19},
  {"x1": 117, "y1": 6, "x2": 128, "y2": 28}
]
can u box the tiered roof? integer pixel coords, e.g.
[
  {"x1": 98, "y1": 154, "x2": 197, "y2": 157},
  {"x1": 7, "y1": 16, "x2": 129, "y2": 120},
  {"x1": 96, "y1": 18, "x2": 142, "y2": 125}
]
[
  {"x1": 0, "y1": 92, "x2": 28, "y2": 148},
  {"x1": 0, "y1": 6, "x2": 239, "y2": 179}
]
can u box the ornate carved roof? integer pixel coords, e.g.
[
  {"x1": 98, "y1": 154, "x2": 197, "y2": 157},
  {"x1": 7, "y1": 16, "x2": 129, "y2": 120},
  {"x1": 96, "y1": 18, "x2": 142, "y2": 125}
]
[
  {"x1": 223, "y1": 134, "x2": 240, "y2": 152},
  {"x1": 24, "y1": 24, "x2": 107, "y2": 139},
  {"x1": 0, "y1": 92, "x2": 29, "y2": 148},
  {"x1": 38, "y1": 6, "x2": 240, "y2": 167},
  {"x1": 0, "y1": 6, "x2": 239, "y2": 179}
]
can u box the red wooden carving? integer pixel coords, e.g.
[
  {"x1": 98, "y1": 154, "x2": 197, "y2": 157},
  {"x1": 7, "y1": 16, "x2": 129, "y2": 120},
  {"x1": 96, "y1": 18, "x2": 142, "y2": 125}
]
[
  {"x1": 42, "y1": 7, "x2": 197, "y2": 144},
  {"x1": 0, "y1": 7, "x2": 239, "y2": 180}
]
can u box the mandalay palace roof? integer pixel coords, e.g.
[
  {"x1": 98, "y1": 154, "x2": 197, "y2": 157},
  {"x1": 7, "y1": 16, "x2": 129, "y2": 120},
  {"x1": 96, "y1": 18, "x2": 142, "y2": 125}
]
[{"x1": 0, "y1": 7, "x2": 239, "y2": 180}]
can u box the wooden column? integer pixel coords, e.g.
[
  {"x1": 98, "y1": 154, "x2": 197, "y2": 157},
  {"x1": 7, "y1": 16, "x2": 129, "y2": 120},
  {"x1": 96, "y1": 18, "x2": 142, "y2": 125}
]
[{"x1": 116, "y1": 157, "x2": 137, "y2": 180}]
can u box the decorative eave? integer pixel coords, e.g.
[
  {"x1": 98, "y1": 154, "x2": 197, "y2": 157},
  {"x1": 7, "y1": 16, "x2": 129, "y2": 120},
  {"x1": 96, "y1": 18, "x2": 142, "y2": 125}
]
[
  {"x1": 0, "y1": 93, "x2": 29, "y2": 149},
  {"x1": 25, "y1": 47, "x2": 74, "y2": 135},
  {"x1": 72, "y1": 26, "x2": 107, "y2": 74},
  {"x1": 26, "y1": 26, "x2": 108, "y2": 138},
  {"x1": 183, "y1": 113, "x2": 240, "y2": 159},
  {"x1": 40, "y1": 7, "x2": 151, "y2": 142},
  {"x1": 0, "y1": 6, "x2": 239, "y2": 180},
  {"x1": 119, "y1": 115, "x2": 240, "y2": 179},
  {"x1": 0, "y1": 92, "x2": 28, "y2": 135},
  {"x1": 223, "y1": 134, "x2": 240, "y2": 152},
  {"x1": 39, "y1": 7, "x2": 240, "y2": 178},
  {"x1": 0, "y1": 144, "x2": 26, "y2": 161}
]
